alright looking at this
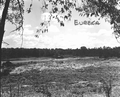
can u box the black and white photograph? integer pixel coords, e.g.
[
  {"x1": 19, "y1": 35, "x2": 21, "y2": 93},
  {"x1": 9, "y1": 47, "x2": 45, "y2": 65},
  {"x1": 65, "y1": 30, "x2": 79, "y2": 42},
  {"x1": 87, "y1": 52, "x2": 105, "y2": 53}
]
[{"x1": 0, "y1": 0, "x2": 120, "y2": 97}]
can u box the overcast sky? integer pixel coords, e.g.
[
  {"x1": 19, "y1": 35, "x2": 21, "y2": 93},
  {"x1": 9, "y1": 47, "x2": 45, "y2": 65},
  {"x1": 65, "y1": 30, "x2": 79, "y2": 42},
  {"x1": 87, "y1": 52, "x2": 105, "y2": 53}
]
[{"x1": 2, "y1": 0, "x2": 120, "y2": 49}]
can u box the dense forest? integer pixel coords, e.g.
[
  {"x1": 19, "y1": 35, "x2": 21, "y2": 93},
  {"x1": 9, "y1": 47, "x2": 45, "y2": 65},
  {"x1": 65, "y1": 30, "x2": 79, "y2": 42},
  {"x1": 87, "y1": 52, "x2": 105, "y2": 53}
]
[{"x1": 1, "y1": 46, "x2": 120, "y2": 60}]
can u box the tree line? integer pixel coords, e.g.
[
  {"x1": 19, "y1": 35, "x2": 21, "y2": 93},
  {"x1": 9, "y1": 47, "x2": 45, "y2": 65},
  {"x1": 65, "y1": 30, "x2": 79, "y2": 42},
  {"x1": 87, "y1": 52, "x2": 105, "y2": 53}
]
[{"x1": 1, "y1": 46, "x2": 120, "y2": 60}]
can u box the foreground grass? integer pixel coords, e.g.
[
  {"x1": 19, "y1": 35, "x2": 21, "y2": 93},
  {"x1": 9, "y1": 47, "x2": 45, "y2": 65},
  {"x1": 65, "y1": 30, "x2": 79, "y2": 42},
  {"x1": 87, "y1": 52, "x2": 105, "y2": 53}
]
[{"x1": 1, "y1": 57, "x2": 120, "y2": 97}]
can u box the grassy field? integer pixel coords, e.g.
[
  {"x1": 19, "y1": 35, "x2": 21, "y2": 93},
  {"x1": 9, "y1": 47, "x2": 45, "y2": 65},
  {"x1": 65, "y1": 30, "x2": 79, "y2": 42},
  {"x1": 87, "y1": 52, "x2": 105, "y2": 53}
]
[{"x1": 1, "y1": 57, "x2": 120, "y2": 97}]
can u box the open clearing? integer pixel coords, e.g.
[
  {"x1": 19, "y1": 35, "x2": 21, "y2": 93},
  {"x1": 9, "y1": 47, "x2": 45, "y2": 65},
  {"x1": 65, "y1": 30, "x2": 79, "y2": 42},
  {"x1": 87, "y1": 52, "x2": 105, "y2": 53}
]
[{"x1": 1, "y1": 57, "x2": 120, "y2": 97}]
